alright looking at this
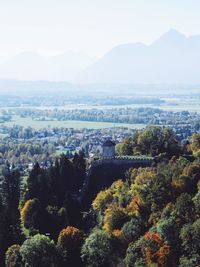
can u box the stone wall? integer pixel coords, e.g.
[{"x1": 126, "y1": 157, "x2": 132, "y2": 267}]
[{"x1": 80, "y1": 157, "x2": 154, "y2": 210}]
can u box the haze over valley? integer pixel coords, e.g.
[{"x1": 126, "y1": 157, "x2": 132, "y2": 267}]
[
  {"x1": 1, "y1": 29, "x2": 200, "y2": 84},
  {"x1": 1, "y1": 1, "x2": 200, "y2": 267}
]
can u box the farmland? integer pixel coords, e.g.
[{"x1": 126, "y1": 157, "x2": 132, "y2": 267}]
[{"x1": 1, "y1": 115, "x2": 146, "y2": 130}]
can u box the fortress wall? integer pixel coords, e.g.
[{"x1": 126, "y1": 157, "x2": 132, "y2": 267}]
[
  {"x1": 80, "y1": 157, "x2": 154, "y2": 210},
  {"x1": 91, "y1": 158, "x2": 153, "y2": 168}
]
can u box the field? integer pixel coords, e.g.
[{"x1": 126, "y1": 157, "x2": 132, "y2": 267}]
[
  {"x1": 1, "y1": 95, "x2": 200, "y2": 131},
  {"x1": 1, "y1": 115, "x2": 146, "y2": 130}
]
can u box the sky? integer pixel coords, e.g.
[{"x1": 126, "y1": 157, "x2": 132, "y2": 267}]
[{"x1": 0, "y1": 0, "x2": 200, "y2": 59}]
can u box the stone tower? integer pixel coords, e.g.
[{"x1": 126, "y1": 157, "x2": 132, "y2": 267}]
[{"x1": 102, "y1": 140, "x2": 116, "y2": 159}]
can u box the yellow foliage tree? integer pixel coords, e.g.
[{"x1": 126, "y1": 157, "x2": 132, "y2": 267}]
[
  {"x1": 103, "y1": 205, "x2": 130, "y2": 234},
  {"x1": 127, "y1": 195, "x2": 143, "y2": 216},
  {"x1": 191, "y1": 133, "x2": 200, "y2": 153},
  {"x1": 92, "y1": 189, "x2": 113, "y2": 213},
  {"x1": 57, "y1": 226, "x2": 83, "y2": 252},
  {"x1": 20, "y1": 199, "x2": 33, "y2": 224}
]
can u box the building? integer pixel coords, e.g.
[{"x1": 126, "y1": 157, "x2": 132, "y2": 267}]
[{"x1": 102, "y1": 140, "x2": 116, "y2": 159}]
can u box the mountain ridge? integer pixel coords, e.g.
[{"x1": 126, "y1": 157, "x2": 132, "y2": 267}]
[
  {"x1": 77, "y1": 29, "x2": 200, "y2": 84},
  {"x1": 1, "y1": 29, "x2": 200, "y2": 83},
  {"x1": 0, "y1": 51, "x2": 97, "y2": 82}
]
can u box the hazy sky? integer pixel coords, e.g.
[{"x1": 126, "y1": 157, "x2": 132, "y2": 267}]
[{"x1": 0, "y1": 0, "x2": 200, "y2": 59}]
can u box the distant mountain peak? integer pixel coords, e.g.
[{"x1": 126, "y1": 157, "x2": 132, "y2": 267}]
[
  {"x1": 166, "y1": 28, "x2": 184, "y2": 35},
  {"x1": 153, "y1": 29, "x2": 187, "y2": 45}
]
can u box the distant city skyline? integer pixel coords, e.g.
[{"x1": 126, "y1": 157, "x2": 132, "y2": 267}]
[{"x1": 0, "y1": 0, "x2": 200, "y2": 60}]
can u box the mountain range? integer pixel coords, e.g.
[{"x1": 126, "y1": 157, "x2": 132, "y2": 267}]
[
  {"x1": 77, "y1": 29, "x2": 200, "y2": 84},
  {"x1": 0, "y1": 51, "x2": 96, "y2": 82},
  {"x1": 1, "y1": 29, "x2": 200, "y2": 84}
]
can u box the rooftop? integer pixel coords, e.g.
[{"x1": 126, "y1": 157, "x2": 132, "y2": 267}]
[{"x1": 102, "y1": 140, "x2": 116, "y2": 147}]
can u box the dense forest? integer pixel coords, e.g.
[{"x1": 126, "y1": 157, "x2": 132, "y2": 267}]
[{"x1": 0, "y1": 127, "x2": 200, "y2": 266}]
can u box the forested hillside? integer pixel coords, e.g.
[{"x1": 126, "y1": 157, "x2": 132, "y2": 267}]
[{"x1": 1, "y1": 127, "x2": 200, "y2": 267}]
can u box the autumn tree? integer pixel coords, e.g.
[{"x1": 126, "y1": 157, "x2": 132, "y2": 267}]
[
  {"x1": 142, "y1": 231, "x2": 170, "y2": 266},
  {"x1": 57, "y1": 226, "x2": 84, "y2": 266},
  {"x1": 20, "y1": 198, "x2": 43, "y2": 235},
  {"x1": 103, "y1": 206, "x2": 130, "y2": 234},
  {"x1": 191, "y1": 133, "x2": 200, "y2": 153},
  {"x1": 5, "y1": 244, "x2": 22, "y2": 267}
]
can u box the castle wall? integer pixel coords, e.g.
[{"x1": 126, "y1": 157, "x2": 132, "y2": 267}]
[
  {"x1": 92, "y1": 157, "x2": 153, "y2": 167},
  {"x1": 80, "y1": 157, "x2": 154, "y2": 210}
]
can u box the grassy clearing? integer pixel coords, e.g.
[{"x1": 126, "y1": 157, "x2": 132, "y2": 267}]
[{"x1": 1, "y1": 115, "x2": 146, "y2": 130}]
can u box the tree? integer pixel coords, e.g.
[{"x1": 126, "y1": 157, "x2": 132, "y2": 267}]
[
  {"x1": 72, "y1": 150, "x2": 86, "y2": 191},
  {"x1": 115, "y1": 137, "x2": 134, "y2": 156},
  {"x1": 138, "y1": 126, "x2": 180, "y2": 156},
  {"x1": 20, "y1": 234, "x2": 59, "y2": 267},
  {"x1": 0, "y1": 168, "x2": 22, "y2": 264},
  {"x1": 162, "y1": 127, "x2": 181, "y2": 157},
  {"x1": 132, "y1": 171, "x2": 172, "y2": 214},
  {"x1": 5, "y1": 244, "x2": 22, "y2": 267},
  {"x1": 179, "y1": 256, "x2": 199, "y2": 267},
  {"x1": 180, "y1": 218, "x2": 200, "y2": 262},
  {"x1": 125, "y1": 238, "x2": 145, "y2": 267},
  {"x1": 182, "y1": 163, "x2": 200, "y2": 193},
  {"x1": 81, "y1": 229, "x2": 112, "y2": 267},
  {"x1": 137, "y1": 126, "x2": 164, "y2": 156},
  {"x1": 122, "y1": 217, "x2": 143, "y2": 243},
  {"x1": 193, "y1": 189, "x2": 200, "y2": 218},
  {"x1": 156, "y1": 217, "x2": 180, "y2": 266},
  {"x1": 59, "y1": 155, "x2": 75, "y2": 194},
  {"x1": 103, "y1": 206, "x2": 130, "y2": 234},
  {"x1": 63, "y1": 192, "x2": 82, "y2": 227},
  {"x1": 57, "y1": 226, "x2": 84, "y2": 266},
  {"x1": 25, "y1": 162, "x2": 41, "y2": 199},
  {"x1": 45, "y1": 206, "x2": 69, "y2": 240},
  {"x1": 92, "y1": 189, "x2": 113, "y2": 215},
  {"x1": 24, "y1": 162, "x2": 48, "y2": 205},
  {"x1": 174, "y1": 193, "x2": 194, "y2": 225},
  {"x1": 0, "y1": 196, "x2": 6, "y2": 265},
  {"x1": 142, "y1": 231, "x2": 170, "y2": 266},
  {"x1": 191, "y1": 133, "x2": 200, "y2": 153},
  {"x1": 1, "y1": 168, "x2": 20, "y2": 210},
  {"x1": 20, "y1": 198, "x2": 42, "y2": 233}
]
